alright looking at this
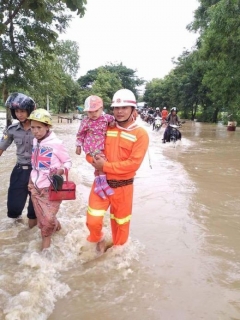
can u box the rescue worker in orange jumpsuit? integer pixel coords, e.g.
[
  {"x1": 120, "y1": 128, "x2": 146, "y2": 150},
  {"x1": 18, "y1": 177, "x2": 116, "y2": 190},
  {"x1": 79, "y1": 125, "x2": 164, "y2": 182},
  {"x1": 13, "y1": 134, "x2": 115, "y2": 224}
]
[{"x1": 86, "y1": 89, "x2": 149, "y2": 253}]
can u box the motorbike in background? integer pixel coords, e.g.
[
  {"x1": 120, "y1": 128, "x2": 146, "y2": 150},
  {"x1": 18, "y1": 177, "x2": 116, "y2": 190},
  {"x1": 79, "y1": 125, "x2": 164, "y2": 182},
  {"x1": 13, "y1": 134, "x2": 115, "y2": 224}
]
[
  {"x1": 154, "y1": 116, "x2": 162, "y2": 131},
  {"x1": 169, "y1": 124, "x2": 182, "y2": 143}
]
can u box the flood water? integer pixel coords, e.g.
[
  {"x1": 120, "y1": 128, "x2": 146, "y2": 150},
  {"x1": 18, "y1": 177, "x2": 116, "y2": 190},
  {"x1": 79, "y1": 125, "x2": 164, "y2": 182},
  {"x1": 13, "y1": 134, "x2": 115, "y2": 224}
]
[{"x1": 0, "y1": 113, "x2": 239, "y2": 320}]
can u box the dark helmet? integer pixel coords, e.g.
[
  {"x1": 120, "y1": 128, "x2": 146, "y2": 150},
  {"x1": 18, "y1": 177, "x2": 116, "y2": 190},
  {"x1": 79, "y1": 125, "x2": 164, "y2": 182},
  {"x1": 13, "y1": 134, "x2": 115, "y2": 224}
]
[
  {"x1": 171, "y1": 107, "x2": 178, "y2": 113},
  {"x1": 5, "y1": 92, "x2": 35, "y2": 119}
]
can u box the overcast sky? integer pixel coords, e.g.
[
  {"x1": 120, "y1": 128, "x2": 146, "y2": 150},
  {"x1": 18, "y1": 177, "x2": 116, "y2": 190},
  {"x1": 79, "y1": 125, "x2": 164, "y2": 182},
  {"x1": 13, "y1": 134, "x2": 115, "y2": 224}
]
[{"x1": 61, "y1": 0, "x2": 199, "y2": 81}]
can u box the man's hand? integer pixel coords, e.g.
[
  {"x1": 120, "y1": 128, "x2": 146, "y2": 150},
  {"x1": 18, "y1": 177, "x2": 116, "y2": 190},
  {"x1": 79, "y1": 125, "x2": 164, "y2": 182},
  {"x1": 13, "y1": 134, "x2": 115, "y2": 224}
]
[{"x1": 92, "y1": 154, "x2": 106, "y2": 171}]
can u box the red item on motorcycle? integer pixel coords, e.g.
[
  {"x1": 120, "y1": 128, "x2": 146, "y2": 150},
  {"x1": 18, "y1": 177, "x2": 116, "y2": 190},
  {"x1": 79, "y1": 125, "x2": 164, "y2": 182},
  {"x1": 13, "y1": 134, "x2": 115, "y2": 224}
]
[{"x1": 49, "y1": 169, "x2": 76, "y2": 201}]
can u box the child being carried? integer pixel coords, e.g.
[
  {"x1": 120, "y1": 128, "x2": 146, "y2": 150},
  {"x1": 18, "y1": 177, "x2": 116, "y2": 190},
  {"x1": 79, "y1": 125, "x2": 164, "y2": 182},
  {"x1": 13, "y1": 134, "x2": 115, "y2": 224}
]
[{"x1": 76, "y1": 95, "x2": 115, "y2": 199}]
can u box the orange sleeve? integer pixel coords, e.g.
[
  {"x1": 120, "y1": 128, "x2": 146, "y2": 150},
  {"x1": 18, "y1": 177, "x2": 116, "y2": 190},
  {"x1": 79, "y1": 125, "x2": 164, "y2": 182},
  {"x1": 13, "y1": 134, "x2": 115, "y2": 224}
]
[
  {"x1": 86, "y1": 154, "x2": 93, "y2": 164},
  {"x1": 103, "y1": 128, "x2": 149, "y2": 177}
]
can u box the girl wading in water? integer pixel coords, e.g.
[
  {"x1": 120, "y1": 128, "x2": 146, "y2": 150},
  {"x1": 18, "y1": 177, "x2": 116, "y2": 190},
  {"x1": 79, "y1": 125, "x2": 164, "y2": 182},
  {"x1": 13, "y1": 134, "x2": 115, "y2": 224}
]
[{"x1": 28, "y1": 109, "x2": 72, "y2": 250}]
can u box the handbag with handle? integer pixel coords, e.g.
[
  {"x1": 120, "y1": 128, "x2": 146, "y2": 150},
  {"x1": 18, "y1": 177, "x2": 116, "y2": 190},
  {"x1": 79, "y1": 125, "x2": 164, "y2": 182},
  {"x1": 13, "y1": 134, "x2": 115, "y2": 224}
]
[{"x1": 48, "y1": 168, "x2": 76, "y2": 201}]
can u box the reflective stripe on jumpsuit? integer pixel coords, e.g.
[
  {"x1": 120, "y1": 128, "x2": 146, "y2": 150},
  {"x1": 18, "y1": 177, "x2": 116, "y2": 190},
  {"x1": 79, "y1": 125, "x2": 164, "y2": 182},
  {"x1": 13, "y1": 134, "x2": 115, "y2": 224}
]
[{"x1": 86, "y1": 183, "x2": 133, "y2": 245}]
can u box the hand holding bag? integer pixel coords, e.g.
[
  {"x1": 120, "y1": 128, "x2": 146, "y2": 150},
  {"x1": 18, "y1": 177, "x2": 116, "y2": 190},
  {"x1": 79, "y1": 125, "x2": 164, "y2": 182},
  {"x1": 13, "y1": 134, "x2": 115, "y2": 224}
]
[{"x1": 48, "y1": 169, "x2": 76, "y2": 201}]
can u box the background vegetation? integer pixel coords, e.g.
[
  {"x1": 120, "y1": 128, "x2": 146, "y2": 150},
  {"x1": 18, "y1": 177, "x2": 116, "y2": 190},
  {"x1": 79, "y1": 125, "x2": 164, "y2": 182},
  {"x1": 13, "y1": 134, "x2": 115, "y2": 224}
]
[
  {"x1": 143, "y1": 0, "x2": 240, "y2": 125},
  {"x1": 1, "y1": 0, "x2": 240, "y2": 125}
]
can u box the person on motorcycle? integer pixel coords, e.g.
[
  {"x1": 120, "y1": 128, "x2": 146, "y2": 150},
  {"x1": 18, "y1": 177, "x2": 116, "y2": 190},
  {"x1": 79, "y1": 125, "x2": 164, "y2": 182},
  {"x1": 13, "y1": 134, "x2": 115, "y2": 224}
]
[
  {"x1": 145, "y1": 107, "x2": 154, "y2": 124},
  {"x1": 161, "y1": 107, "x2": 168, "y2": 124},
  {"x1": 152, "y1": 107, "x2": 161, "y2": 130},
  {"x1": 162, "y1": 107, "x2": 181, "y2": 143},
  {"x1": 148, "y1": 107, "x2": 154, "y2": 115}
]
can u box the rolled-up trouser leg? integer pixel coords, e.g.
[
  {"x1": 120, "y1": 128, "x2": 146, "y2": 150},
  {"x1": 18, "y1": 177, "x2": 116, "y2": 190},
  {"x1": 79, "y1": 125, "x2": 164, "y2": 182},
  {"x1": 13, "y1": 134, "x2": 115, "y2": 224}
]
[
  {"x1": 28, "y1": 182, "x2": 61, "y2": 237},
  {"x1": 86, "y1": 184, "x2": 110, "y2": 242}
]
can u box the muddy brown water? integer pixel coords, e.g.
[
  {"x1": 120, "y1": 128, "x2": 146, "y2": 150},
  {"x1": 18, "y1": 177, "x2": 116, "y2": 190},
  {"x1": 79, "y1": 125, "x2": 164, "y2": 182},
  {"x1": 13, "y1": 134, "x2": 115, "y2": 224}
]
[{"x1": 0, "y1": 116, "x2": 239, "y2": 320}]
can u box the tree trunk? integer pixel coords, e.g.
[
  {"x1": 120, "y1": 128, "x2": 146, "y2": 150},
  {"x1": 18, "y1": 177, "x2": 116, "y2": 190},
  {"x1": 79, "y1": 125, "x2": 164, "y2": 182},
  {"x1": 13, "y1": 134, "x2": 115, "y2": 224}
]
[
  {"x1": 191, "y1": 108, "x2": 194, "y2": 120},
  {"x1": 191, "y1": 101, "x2": 198, "y2": 120},
  {"x1": 212, "y1": 106, "x2": 219, "y2": 123},
  {"x1": 2, "y1": 83, "x2": 12, "y2": 128}
]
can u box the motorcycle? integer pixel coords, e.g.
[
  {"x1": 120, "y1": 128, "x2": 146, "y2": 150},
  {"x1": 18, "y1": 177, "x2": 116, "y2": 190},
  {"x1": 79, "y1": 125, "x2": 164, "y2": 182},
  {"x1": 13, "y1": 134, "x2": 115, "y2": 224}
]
[
  {"x1": 154, "y1": 116, "x2": 162, "y2": 131},
  {"x1": 169, "y1": 124, "x2": 182, "y2": 143}
]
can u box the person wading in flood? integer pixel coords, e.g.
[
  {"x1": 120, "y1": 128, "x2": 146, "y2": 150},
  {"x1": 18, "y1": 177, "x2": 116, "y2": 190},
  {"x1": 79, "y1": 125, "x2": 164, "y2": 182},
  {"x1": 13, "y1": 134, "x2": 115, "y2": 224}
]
[
  {"x1": 85, "y1": 89, "x2": 149, "y2": 254},
  {"x1": 28, "y1": 109, "x2": 72, "y2": 250},
  {"x1": 0, "y1": 93, "x2": 37, "y2": 228}
]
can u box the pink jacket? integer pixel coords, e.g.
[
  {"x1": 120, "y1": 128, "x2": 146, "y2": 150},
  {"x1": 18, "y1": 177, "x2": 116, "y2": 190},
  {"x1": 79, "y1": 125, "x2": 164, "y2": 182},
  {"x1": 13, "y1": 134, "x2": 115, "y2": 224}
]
[
  {"x1": 76, "y1": 114, "x2": 115, "y2": 154},
  {"x1": 30, "y1": 131, "x2": 72, "y2": 189}
]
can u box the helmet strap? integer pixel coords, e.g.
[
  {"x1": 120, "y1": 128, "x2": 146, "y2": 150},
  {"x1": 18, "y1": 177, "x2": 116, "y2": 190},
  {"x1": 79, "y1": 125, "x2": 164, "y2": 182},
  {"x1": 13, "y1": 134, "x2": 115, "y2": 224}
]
[{"x1": 115, "y1": 108, "x2": 134, "y2": 125}]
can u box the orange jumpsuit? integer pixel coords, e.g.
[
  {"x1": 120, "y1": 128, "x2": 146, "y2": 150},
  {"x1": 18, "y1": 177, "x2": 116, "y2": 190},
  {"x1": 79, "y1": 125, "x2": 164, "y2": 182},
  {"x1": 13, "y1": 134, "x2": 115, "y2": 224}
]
[{"x1": 86, "y1": 123, "x2": 149, "y2": 245}]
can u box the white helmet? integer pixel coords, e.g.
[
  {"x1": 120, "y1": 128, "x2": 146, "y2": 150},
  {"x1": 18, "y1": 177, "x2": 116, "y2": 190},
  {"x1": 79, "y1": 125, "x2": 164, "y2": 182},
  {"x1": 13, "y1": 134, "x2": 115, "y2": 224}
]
[
  {"x1": 163, "y1": 107, "x2": 166, "y2": 110},
  {"x1": 111, "y1": 89, "x2": 137, "y2": 108},
  {"x1": 156, "y1": 107, "x2": 160, "y2": 111}
]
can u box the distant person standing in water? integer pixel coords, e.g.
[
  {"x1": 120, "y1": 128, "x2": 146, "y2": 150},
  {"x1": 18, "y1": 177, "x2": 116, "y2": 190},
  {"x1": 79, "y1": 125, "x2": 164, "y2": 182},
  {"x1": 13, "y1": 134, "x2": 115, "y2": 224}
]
[{"x1": 0, "y1": 93, "x2": 37, "y2": 228}]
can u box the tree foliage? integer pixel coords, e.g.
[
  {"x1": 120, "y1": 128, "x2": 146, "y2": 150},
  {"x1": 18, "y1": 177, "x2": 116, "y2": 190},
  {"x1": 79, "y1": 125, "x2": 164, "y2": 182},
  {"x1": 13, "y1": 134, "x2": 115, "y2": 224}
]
[
  {"x1": 54, "y1": 40, "x2": 80, "y2": 78},
  {"x1": 0, "y1": 0, "x2": 86, "y2": 124},
  {"x1": 144, "y1": 50, "x2": 214, "y2": 121},
  {"x1": 187, "y1": 0, "x2": 220, "y2": 34},
  {"x1": 199, "y1": 0, "x2": 240, "y2": 114},
  {"x1": 78, "y1": 68, "x2": 122, "y2": 110},
  {"x1": 145, "y1": 0, "x2": 240, "y2": 123},
  {"x1": 20, "y1": 39, "x2": 82, "y2": 114},
  {"x1": 91, "y1": 68, "x2": 122, "y2": 108},
  {"x1": 0, "y1": 0, "x2": 86, "y2": 84},
  {"x1": 78, "y1": 63, "x2": 145, "y2": 98}
]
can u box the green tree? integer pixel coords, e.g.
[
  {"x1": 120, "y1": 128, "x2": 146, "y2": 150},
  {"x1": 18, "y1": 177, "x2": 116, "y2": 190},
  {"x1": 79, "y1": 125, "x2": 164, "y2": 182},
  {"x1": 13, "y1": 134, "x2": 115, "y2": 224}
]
[
  {"x1": 188, "y1": 0, "x2": 220, "y2": 34},
  {"x1": 104, "y1": 63, "x2": 144, "y2": 97},
  {"x1": 91, "y1": 68, "x2": 122, "y2": 109},
  {"x1": 19, "y1": 40, "x2": 80, "y2": 113},
  {"x1": 78, "y1": 63, "x2": 144, "y2": 98},
  {"x1": 54, "y1": 40, "x2": 80, "y2": 78},
  {"x1": 0, "y1": 0, "x2": 86, "y2": 125},
  {"x1": 57, "y1": 74, "x2": 80, "y2": 113},
  {"x1": 78, "y1": 69, "x2": 99, "y2": 88},
  {"x1": 78, "y1": 68, "x2": 122, "y2": 110},
  {"x1": 199, "y1": 0, "x2": 240, "y2": 120},
  {"x1": 186, "y1": 0, "x2": 240, "y2": 122},
  {"x1": 171, "y1": 50, "x2": 212, "y2": 121},
  {"x1": 144, "y1": 78, "x2": 168, "y2": 109},
  {"x1": 144, "y1": 50, "x2": 214, "y2": 121}
]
